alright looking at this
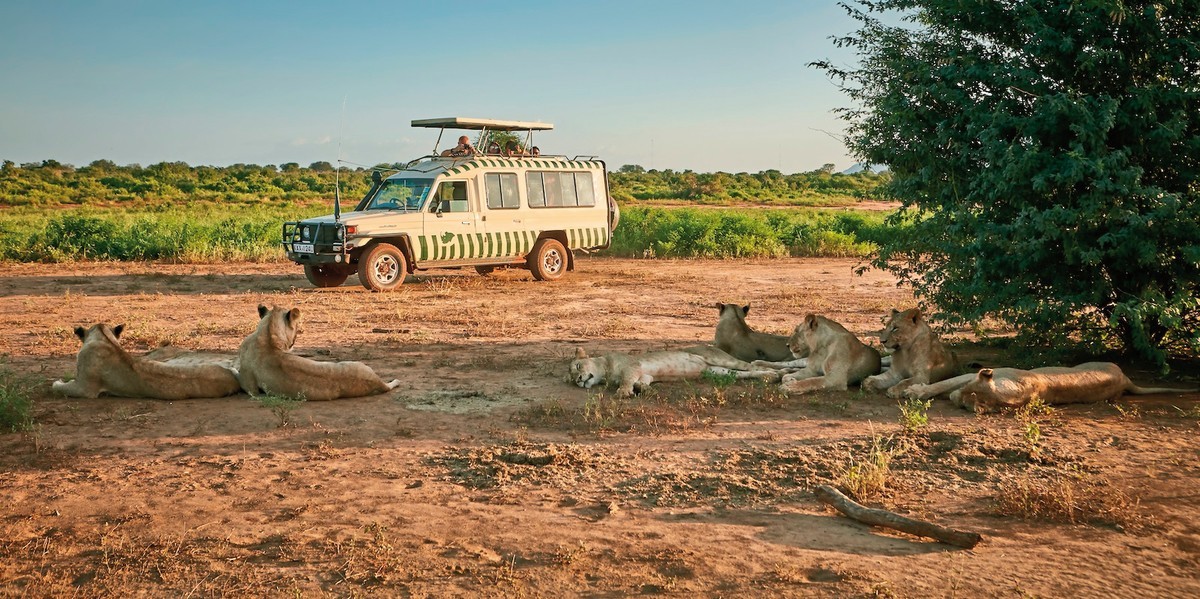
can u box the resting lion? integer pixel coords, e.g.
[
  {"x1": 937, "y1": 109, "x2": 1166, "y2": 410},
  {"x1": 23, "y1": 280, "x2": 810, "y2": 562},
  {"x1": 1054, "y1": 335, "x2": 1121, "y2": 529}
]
[
  {"x1": 53, "y1": 324, "x2": 241, "y2": 399},
  {"x1": 903, "y1": 362, "x2": 1198, "y2": 413},
  {"x1": 713, "y1": 303, "x2": 794, "y2": 362},
  {"x1": 236, "y1": 305, "x2": 400, "y2": 400},
  {"x1": 779, "y1": 314, "x2": 882, "y2": 394},
  {"x1": 570, "y1": 345, "x2": 781, "y2": 398},
  {"x1": 862, "y1": 308, "x2": 960, "y2": 398}
]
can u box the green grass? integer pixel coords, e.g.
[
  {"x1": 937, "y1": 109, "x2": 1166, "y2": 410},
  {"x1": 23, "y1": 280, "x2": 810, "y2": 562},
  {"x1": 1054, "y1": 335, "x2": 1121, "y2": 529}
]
[
  {"x1": 0, "y1": 203, "x2": 327, "y2": 262},
  {"x1": 0, "y1": 200, "x2": 902, "y2": 264},
  {"x1": 610, "y1": 206, "x2": 898, "y2": 258},
  {"x1": 253, "y1": 393, "x2": 307, "y2": 427},
  {"x1": 0, "y1": 365, "x2": 36, "y2": 432}
]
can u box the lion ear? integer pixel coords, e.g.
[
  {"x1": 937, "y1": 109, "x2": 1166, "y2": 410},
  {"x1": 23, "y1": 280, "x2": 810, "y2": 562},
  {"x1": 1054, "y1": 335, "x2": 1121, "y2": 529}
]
[
  {"x1": 805, "y1": 314, "x2": 818, "y2": 329},
  {"x1": 74, "y1": 326, "x2": 87, "y2": 341},
  {"x1": 112, "y1": 324, "x2": 125, "y2": 338},
  {"x1": 977, "y1": 368, "x2": 994, "y2": 380},
  {"x1": 574, "y1": 347, "x2": 588, "y2": 359},
  {"x1": 286, "y1": 308, "x2": 301, "y2": 326},
  {"x1": 910, "y1": 310, "x2": 922, "y2": 324},
  {"x1": 890, "y1": 308, "x2": 899, "y2": 316},
  {"x1": 741, "y1": 304, "x2": 750, "y2": 316},
  {"x1": 714, "y1": 302, "x2": 725, "y2": 311},
  {"x1": 258, "y1": 304, "x2": 269, "y2": 319}
]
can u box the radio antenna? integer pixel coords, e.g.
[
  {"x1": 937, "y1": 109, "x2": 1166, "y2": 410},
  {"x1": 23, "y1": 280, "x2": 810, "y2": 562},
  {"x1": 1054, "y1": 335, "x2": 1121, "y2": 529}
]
[{"x1": 334, "y1": 94, "x2": 347, "y2": 221}]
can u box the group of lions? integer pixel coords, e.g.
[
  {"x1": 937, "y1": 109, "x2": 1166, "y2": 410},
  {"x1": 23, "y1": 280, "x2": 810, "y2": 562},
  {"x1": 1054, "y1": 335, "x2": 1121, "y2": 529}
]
[
  {"x1": 570, "y1": 303, "x2": 1194, "y2": 412},
  {"x1": 55, "y1": 300, "x2": 1192, "y2": 413},
  {"x1": 54, "y1": 305, "x2": 399, "y2": 401}
]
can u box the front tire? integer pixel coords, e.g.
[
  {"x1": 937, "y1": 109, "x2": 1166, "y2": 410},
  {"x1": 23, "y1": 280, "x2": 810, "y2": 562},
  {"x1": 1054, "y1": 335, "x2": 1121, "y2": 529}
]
[
  {"x1": 527, "y1": 238, "x2": 568, "y2": 281},
  {"x1": 358, "y1": 243, "x2": 408, "y2": 291},
  {"x1": 304, "y1": 264, "x2": 350, "y2": 288}
]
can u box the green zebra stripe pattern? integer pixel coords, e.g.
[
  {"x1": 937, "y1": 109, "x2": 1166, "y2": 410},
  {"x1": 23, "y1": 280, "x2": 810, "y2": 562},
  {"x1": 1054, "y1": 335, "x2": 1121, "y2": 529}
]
[{"x1": 416, "y1": 228, "x2": 609, "y2": 261}]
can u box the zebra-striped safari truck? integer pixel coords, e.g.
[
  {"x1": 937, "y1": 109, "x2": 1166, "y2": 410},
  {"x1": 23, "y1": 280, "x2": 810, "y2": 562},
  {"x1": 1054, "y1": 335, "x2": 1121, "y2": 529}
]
[{"x1": 283, "y1": 117, "x2": 619, "y2": 291}]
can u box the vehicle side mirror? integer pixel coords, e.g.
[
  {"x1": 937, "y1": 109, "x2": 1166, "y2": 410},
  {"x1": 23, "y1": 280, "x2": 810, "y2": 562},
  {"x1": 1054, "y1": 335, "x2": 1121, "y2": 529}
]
[{"x1": 371, "y1": 171, "x2": 382, "y2": 184}]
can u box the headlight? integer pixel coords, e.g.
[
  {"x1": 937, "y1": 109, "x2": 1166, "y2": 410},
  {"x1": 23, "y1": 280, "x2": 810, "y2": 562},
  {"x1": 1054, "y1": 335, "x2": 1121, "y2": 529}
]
[
  {"x1": 337, "y1": 227, "x2": 345, "y2": 240},
  {"x1": 302, "y1": 226, "x2": 311, "y2": 240}
]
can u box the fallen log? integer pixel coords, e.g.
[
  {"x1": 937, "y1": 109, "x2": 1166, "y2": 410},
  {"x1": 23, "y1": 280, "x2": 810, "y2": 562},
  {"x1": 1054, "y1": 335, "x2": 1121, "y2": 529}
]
[{"x1": 814, "y1": 485, "x2": 982, "y2": 549}]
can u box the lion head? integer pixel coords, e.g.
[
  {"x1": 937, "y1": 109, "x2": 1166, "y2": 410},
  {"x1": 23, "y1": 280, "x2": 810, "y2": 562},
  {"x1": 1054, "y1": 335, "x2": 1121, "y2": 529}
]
[
  {"x1": 569, "y1": 348, "x2": 606, "y2": 389},
  {"x1": 789, "y1": 313, "x2": 835, "y2": 357},
  {"x1": 74, "y1": 323, "x2": 126, "y2": 348},
  {"x1": 949, "y1": 368, "x2": 1002, "y2": 413},
  {"x1": 880, "y1": 308, "x2": 927, "y2": 351},
  {"x1": 255, "y1": 305, "x2": 301, "y2": 351},
  {"x1": 715, "y1": 302, "x2": 751, "y2": 323}
]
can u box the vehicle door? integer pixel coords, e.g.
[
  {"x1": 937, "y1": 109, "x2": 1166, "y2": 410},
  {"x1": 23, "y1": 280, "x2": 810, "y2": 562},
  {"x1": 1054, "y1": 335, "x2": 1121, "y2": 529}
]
[
  {"x1": 420, "y1": 179, "x2": 480, "y2": 263},
  {"x1": 479, "y1": 171, "x2": 532, "y2": 260}
]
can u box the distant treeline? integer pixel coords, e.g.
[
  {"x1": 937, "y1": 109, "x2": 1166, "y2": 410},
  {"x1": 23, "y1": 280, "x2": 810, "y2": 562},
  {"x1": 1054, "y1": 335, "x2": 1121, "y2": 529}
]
[
  {"x1": 0, "y1": 159, "x2": 887, "y2": 208},
  {"x1": 609, "y1": 164, "x2": 887, "y2": 205}
]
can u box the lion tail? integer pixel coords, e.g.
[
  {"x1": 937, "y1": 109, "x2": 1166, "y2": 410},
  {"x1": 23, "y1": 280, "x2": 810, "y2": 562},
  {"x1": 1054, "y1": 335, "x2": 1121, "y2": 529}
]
[{"x1": 1126, "y1": 384, "x2": 1199, "y2": 395}]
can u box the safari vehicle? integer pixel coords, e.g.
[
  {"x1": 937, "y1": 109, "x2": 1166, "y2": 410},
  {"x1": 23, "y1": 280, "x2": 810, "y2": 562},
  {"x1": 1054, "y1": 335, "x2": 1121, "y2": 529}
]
[{"x1": 282, "y1": 117, "x2": 619, "y2": 291}]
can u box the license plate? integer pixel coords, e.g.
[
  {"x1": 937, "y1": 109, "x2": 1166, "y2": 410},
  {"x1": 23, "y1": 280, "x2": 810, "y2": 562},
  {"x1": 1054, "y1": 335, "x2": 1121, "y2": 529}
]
[{"x1": 292, "y1": 243, "x2": 314, "y2": 253}]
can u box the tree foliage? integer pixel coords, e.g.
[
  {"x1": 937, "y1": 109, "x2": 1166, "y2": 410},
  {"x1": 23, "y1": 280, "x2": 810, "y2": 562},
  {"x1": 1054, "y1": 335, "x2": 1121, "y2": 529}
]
[{"x1": 817, "y1": 0, "x2": 1200, "y2": 363}]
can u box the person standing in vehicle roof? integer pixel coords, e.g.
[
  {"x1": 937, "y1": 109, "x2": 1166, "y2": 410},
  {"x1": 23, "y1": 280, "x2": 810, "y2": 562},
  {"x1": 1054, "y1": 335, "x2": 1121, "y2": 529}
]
[{"x1": 441, "y1": 135, "x2": 475, "y2": 157}]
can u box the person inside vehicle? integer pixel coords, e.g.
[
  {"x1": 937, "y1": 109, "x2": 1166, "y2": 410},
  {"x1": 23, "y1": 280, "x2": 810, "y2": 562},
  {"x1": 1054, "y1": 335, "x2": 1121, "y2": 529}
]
[
  {"x1": 503, "y1": 140, "x2": 525, "y2": 157},
  {"x1": 530, "y1": 146, "x2": 541, "y2": 157},
  {"x1": 486, "y1": 141, "x2": 502, "y2": 155},
  {"x1": 440, "y1": 135, "x2": 475, "y2": 157}
]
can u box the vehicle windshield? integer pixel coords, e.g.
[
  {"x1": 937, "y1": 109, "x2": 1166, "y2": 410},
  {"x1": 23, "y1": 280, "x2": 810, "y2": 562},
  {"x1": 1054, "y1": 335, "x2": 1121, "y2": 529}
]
[{"x1": 359, "y1": 178, "x2": 433, "y2": 212}]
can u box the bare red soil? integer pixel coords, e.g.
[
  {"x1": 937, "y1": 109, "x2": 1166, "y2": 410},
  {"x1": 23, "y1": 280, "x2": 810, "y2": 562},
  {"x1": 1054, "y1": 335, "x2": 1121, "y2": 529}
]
[{"x1": 1, "y1": 257, "x2": 1197, "y2": 597}]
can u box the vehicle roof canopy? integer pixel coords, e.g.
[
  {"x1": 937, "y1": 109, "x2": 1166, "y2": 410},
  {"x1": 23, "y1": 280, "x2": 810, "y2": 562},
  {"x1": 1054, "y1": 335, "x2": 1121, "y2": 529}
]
[{"x1": 411, "y1": 117, "x2": 554, "y2": 131}]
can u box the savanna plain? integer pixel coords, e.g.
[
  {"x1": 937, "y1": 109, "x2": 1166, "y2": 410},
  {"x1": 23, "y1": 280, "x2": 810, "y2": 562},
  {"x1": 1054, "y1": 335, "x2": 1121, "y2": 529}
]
[{"x1": 1, "y1": 257, "x2": 1199, "y2": 598}]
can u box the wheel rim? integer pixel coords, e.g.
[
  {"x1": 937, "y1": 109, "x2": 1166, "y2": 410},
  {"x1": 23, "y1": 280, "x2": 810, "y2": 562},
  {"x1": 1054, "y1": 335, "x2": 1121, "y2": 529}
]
[
  {"x1": 543, "y1": 248, "x2": 563, "y2": 274},
  {"x1": 374, "y1": 255, "x2": 399, "y2": 284}
]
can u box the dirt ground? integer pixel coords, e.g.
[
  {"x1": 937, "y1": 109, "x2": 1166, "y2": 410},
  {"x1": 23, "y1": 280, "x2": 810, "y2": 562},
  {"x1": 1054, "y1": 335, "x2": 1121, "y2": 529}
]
[{"x1": 1, "y1": 257, "x2": 1198, "y2": 598}]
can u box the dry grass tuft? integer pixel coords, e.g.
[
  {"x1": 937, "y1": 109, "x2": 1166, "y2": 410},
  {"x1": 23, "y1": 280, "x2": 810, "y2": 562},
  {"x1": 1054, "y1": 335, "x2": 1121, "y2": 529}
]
[
  {"x1": 833, "y1": 433, "x2": 901, "y2": 503},
  {"x1": 995, "y1": 472, "x2": 1147, "y2": 531}
]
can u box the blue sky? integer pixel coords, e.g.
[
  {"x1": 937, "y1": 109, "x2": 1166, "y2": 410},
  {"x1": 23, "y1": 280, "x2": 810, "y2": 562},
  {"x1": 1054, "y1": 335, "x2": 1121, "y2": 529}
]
[{"x1": 0, "y1": 1, "x2": 864, "y2": 173}]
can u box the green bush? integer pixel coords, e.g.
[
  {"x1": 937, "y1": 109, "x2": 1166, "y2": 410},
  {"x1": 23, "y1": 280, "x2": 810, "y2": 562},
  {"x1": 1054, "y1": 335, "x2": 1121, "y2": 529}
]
[
  {"x1": 0, "y1": 204, "x2": 326, "y2": 263},
  {"x1": 0, "y1": 366, "x2": 35, "y2": 433},
  {"x1": 607, "y1": 207, "x2": 894, "y2": 259},
  {"x1": 819, "y1": 0, "x2": 1200, "y2": 364}
]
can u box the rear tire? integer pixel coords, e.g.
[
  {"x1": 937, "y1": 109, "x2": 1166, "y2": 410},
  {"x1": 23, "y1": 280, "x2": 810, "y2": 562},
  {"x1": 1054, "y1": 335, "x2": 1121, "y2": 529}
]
[
  {"x1": 358, "y1": 243, "x2": 408, "y2": 292},
  {"x1": 304, "y1": 264, "x2": 350, "y2": 288},
  {"x1": 527, "y1": 238, "x2": 568, "y2": 281}
]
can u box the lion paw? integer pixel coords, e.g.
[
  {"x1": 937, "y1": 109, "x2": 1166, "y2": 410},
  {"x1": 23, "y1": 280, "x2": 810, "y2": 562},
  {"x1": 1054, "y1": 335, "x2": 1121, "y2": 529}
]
[
  {"x1": 902, "y1": 385, "x2": 928, "y2": 401},
  {"x1": 385, "y1": 379, "x2": 401, "y2": 390}
]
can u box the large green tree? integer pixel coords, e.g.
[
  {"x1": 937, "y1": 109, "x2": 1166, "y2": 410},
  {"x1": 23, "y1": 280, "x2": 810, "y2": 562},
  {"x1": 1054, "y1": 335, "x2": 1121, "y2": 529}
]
[{"x1": 817, "y1": 0, "x2": 1200, "y2": 363}]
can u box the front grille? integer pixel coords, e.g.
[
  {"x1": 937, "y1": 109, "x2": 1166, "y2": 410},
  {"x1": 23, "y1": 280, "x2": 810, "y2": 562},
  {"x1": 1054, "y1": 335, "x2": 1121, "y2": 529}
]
[{"x1": 283, "y1": 222, "x2": 345, "y2": 254}]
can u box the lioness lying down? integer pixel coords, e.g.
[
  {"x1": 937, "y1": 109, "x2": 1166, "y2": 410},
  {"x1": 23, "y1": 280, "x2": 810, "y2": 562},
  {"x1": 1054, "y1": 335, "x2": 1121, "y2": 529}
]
[
  {"x1": 778, "y1": 314, "x2": 882, "y2": 394},
  {"x1": 903, "y1": 362, "x2": 1197, "y2": 413},
  {"x1": 862, "y1": 308, "x2": 961, "y2": 398},
  {"x1": 53, "y1": 324, "x2": 241, "y2": 399},
  {"x1": 713, "y1": 303, "x2": 794, "y2": 362},
  {"x1": 237, "y1": 305, "x2": 400, "y2": 400},
  {"x1": 570, "y1": 345, "x2": 781, "y2": 398}
]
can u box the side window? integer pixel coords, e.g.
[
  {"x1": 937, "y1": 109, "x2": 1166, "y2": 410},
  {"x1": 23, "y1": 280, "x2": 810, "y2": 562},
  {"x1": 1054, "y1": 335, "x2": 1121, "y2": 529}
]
[
  {"x1": 575, "y1": 173, "x2": 596, "y2": 206},
  {"x1": 527, "y1": 172, "x2": 545, "y2": 207},
  {"x1": 526, "y1": 170, "x2": 597, "y2": 208},
  {"x1": 485, "y1": 173, "x2": 519, "y2": 209},
  {"x1": 543, "y1": 172, "x2": 563, "y2": 207},
  {"x1": 559, "y1": 172, "x2": 578, "y2": 206},
  {"x1": 430, "y1": 181, "x2": 470, "y2": 213}
]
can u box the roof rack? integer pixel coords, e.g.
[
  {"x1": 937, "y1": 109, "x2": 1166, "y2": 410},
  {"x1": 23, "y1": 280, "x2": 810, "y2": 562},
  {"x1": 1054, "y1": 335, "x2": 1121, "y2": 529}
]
[{"x1": 411, "y1": 117, "x2": 554, "y2": 132}]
